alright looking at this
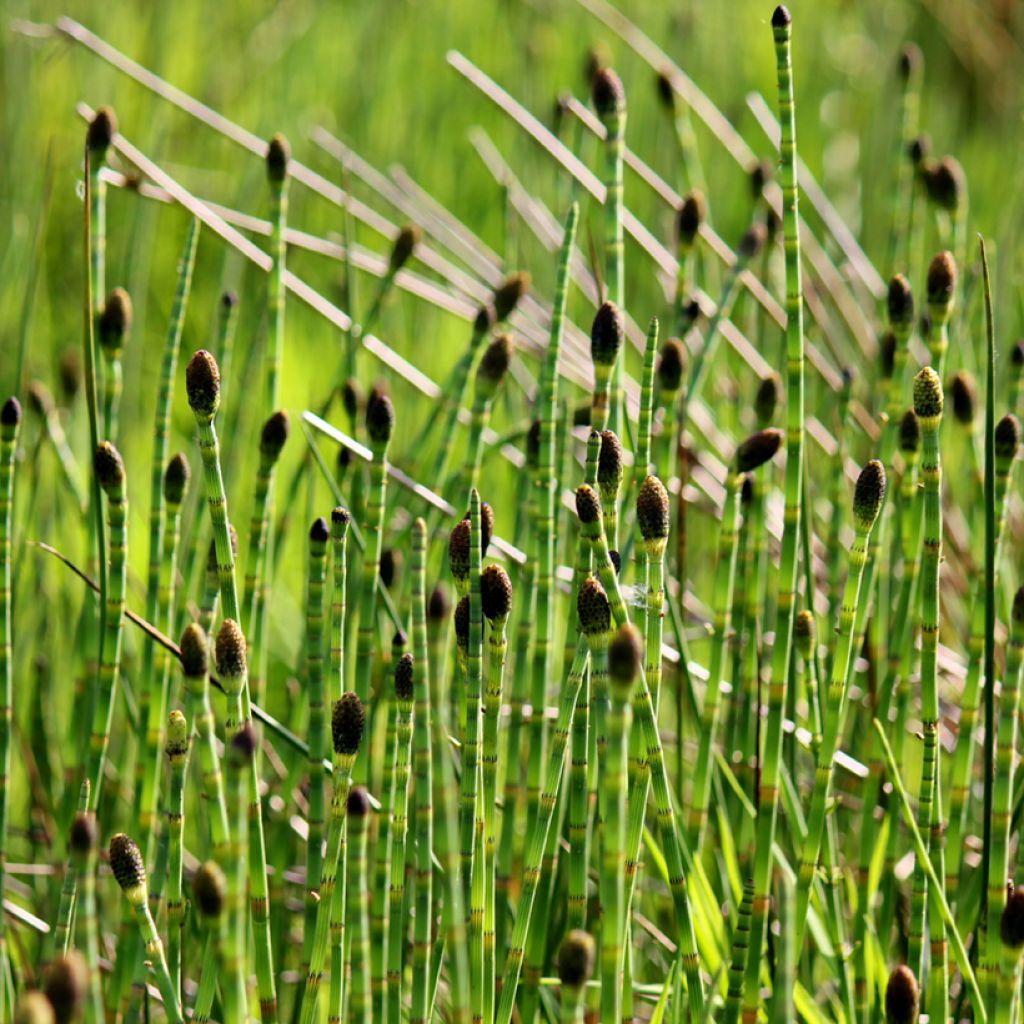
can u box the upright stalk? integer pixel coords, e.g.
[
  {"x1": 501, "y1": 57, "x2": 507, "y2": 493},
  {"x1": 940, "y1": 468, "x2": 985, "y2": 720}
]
[{"x1": 346, "y1": 787, "x2": 373, "y2": 1024}]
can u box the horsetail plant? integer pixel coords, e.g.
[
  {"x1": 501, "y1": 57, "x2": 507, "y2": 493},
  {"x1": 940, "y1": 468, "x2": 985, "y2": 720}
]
[
  {"x1": 885, "y1": 964, "x2": 920, "y2": 1024},
  {"x1": 983, "y1": 585, "x2": 1024, "y2": 1009},
  {"x1": 742, "y1": 11, "x2": 808, "y2": 1017},
  {"x1": 265, "y1": 133, "x2": 290, "y2": 411},
  {"x1": 224, "y1": 726, "x2": 256, "y2": 1022},
  {"x1": 298, "y1": 691, "x2": 365, "y2": 1024},
  {"x1": 603, "y1": 624, "x2": 641, "y2": 1024},
  {"x1": 353, "y1": 388, "x2": 394, "y2": 708},
  {"x1": 67, "y1": 810, "x2": 102, "y2": 1023},
  {"x1": 0, "y1": 396, "x2": 18, "y2": 994},
  {"x1": 163, "y1": 710, "x2": 189, "y2": 1001},
  {"x1": 674, "y1": 192, "x2": 704, "y2": 334},
  {"x1": 690, "y1": 428, "x2": 783, "y2": 846},
  {"x1": 494, "y1": 577, "x2": 599, "y2": 1024},
  {"x1": 593, "y1": 65, "x2": 626, "y2": 433},
  {"x1": 655, "y1": 336, "x2": 685, "y2": 481},
  {"x1": 97, "y1": 287, "x2": 130, "y2": 440},
  {"x1": 107, "y1": 834, "x2": 184, "y2": 1023},
  {"x1": 42, "y1": 950, "x2": 89, "y2": 1024},
  {"x1": 479, "y1": 563, "x2": 512, "y2": 1020},
  {"x1": 908, "y1": 366, "x2": 945, "y2": 1003},
  {"x1": 793, "y1": 459, "x2": 886, "y2": 949},
  {"x1": 597, "y1": 430, "x2": 624, "y2": 551},
  {"x1": 191, "y1": 862, "x2": 228, "y2": 1023},
  {"x1": 346, "y1": 786, "x2": 373, "y2": 1024},
  {"x1": 359, "y1": 224, "x2": 422, "y2": 339},
  {"x1": 590, "y1": 302, "x2": 624, "y2": 431},
  {"x1": 305, "y1": 516, "x2": 330, "y2": 964},
  {"x1": 86, "y1": 441, "x2": 126, "y2": 810},
  {"x1": 215, "y1": 618, "x2": 278, "y2": 1021},
  {"x1": 410, "y1": 518, "x2": 434, "y2": 1024},
  {"x1": 461, "y1": 334, "x2": 513, "y2": 494},
  {"x1": 999, "y1": 890, "x2": 1024, "y2": 1022}
]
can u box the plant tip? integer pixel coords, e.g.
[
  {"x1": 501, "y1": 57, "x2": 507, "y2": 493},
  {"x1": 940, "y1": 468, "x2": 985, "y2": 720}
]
[
  {"x1": 192, "y1": 861, "x2": 226, "y2": 919},
  {"x1": 898, "y1": 410, "x2": 921, "y2": 454},
  {"x1": 493, "y1": 272, "x2": 530, "y2": 322},
  {"x1": 427, "y1": 585, "x2": 450, "y2": 623},
  {"x1": 636, "y1": 476, "x2": 670, "y2": 542},
  {"x1": 898, "y1": 42, "x2": 922, "y2": 80},
  {"x1": 597, "y1": 430, "x2": 624, "y2": 492},
  {"x1": 736, "y1": 428, "x2": 783, "y2": 473},
  {"x1": 449, "y1": 519, "x2": 471, "y2": 585},
  {"x1": 913, "y1": 367, "x2": 943, "y2": 421},
  {"x1": 389, "y1": 224, "x2": 422, "y2": 273},
  {"x1": 43, "y1": 950, "x2": 89, "y2": 1023},
  {"x1": 1, "y1": 396, "x2": 22, "y2": 429},
  {"x1": 948, "y1": 371, "x2": 977, "y2": 426},
  {"x1": 887, "y1": 274, "x2": 914, "y2": 329},
  {"x1": 1012, "y1": 587, "x2": 1024, "y2": 628},
  {"x1": 655, "y1": 69, "x2": 674, "y2": 111},
  {"x1": 87, "y1": 106, "x2": 117, "y2": 155},
  {"x1": 394, "y1": 653, "x2": 415, "y2": 701},
  {"x1": 772, "y1": 5, "x2": 792, "y2": 29},
  {"x1": 926, "y1": 251, "x2": 956, "y2": 308},
  {"x1": 739, "y1": 223, "x2": 767, "y2": 260},
  {"x1": 185, "y1": 349, "x2": 221, "y2": 420},
  {"x1": 454, "y1": 596, "x2": 471, "y2": 653},
  {"x1": 99, "y1": 288, "x2": 132, "y2": 353},
  {"x1": 266, "y1": 133, "x2": 290, "y2": 183},
  {"x1": 575, "y1": 484, "x2": 602, "y2": 525},
  {"x1": 215, "y1": 619, "x2": 247, "y2": 679},
  {"x1": 163, "y1": 453, "x2": 190, "y2": 505},
  {"x1": 558, "y1": 929, "x2": 596, "y2": 988},
  {"x1": 591, "y1": 302, "x2": 624, "y2": 368},
  {"x1": 995, "y1": 414, "x2": 1021, "y2": 461},
  {"x1": 332, "y1": 692, "x2": 366, "y2": 757},
  {"x1": 94, "y1": 441, "x2": 125, "y2": 494},
  {"x1": 577, "y1": 575, "x2": 611, "y2": 636},
  {"x1": 481, "y1": 564, "x2": 513, "y2": 622},
  {"x1": 608, "y1": 623, "x2": 643, "y2": 693},
  {"x1": 310, "y1": 516, "x2": 330, "y2": 545},
  {"x1": 108, "y1": 833, "x2": 145, "y2": 892},
  {"x1": 591, "y1": 65, "x2": 625, "y2": 119},
  {"x1": 260, "y1": 410, "x2": 290, "y2": 461},
  {"x1": 231, "y1": 722, "x2": 258, "y2": 762},
  {"x1": 755, "y1": 373, "x2": 780, "y2": 425},
  {"x1": 69, "y1": 812, "x2": 98, "y2": 857},
  {"x1": 347, "y1": 785, "x2": 370, "y2": 818},
  {"x1": 1002, "y1": 887, "x2": 1024, "y2": 949},
  {"x1": 884, "y1": 965, "x2": 919, "y2": 1024},
  {"x1": 179, "y1": 622, "x2": 208, "y2": 678},
  {"x1": 677, "y1": 191, "x2": 705, "y2": 247},
  {"x1": 925, "y1": 155, "x2": 964, "y2": 212},
  {"x1": 365, "y1": 389, "x2": 396, "y2": 448},
  {"x1": 477, "y1": 334, "x2": 514, "y2": 390},
  {"x1": 657, "y1": 339, "x2": 686, "y2": 394},
  {"x1": 749, "y1": 158, "x2": 773, "y2": 198},
  {"x1": 853, "y1": 459, "x2": 887, "y2": 531}
]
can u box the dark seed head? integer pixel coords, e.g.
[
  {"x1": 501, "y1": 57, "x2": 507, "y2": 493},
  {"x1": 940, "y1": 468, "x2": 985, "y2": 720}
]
[
  {"x1": 389, "y1": 224, "x2": 421, "y2": 274},
  {"x1": 266, "y1": 133, "x2": 290, "y2": 184},
  {"x1": 948, "y1": 371, "x2": 976, "y2": 426},
  {"x1": 597, "y1": 431, "x2": 624, "y2": 494},
  {"x1": 87, "y1": 106, "x2": 117, "y2": 155},
  {"x1": 1002, "y1": 888, "x2": 1024, "y2": 949},
  {"x1": 636, "y1": 476, "x2": 670, "y2": 542},
  {"x1": 12, "y1": 992, "x2": 55, "y2": 1024},
  {"x1": 526, "y1": 419, "x2": 542, "y2": 471},
  {"x1": 899, "y1": 410, "x2": 921, "y2": 454},
  {"x1": 853, "y1": 460, "x2": 887, "y2": 532},
  {"x1": 366, "y1": 389, "x2": 395, "y2": 448},
  {"x1": 879, "y1": 332, "x2": 896, "y2": 381},
  {"x1": 677, "y1": 191, "x2": 705, "y2": 248},
  {"x1": 186, "y1": 350, "x2": 221, "y2": 420},
  {"x1": 99, "y1": 288, "x2": 132, "y2": 354},
  {"x1": 794, "y1": 610, "x2": 815, "y2": 659},
  {"x1": 215, "y1": 619, "x2": 247, "y2": 680},
  {"x1": 995, "y1": 414, "x2": 1021, "y2": 462},
  {"x1": 260, "y1": 410, "x2": 290, "y2": 462},
  {"x1": 884, "y1": 964, "x2": 919, "y2": 1024},
  {"x1": 591, "y1": 66, "x2": 625, "y2": 119},
  {"x1": 575, "y1": 484, "x2": 602, "y2": 526},
  {"x1": 480, "y1": 501, "x2": 494, "y2": 555},
  {"x1": 310, "y1": 516, "x2": 330, "y2": 546},
  {"x1": 230, "y1": 723, "x2": 258, "y2": 763},
  {"x1": 179, "y1": 622, "x2": 208, "y2": 678},
  {"x1": 26, "y1": 381, "x2": 53, "y2": 418},
  {"x1": 898, "y1": 43, "x2": 922, "y2": 81},
  {"x1": 493, "y1": 272, "x2": 530, "y2": 322},
  {"x1": 583, "y1": 42, "x2": 610, "y2": 87},
  {"x1": 608, "y1": 550, "x2": 621, "y2": 575},
  {"x1": 926, "y1": 251, "x2": 957, "y2": 309},
  {"x1": 887, "y1": 275, "x2": 914, "y2": 330},
  {"x1": 474, "y1": 304, "x2": 494, "y2": 335},
  {"x1": 342, "y1": 378, "x2": 362, "y2": 421},
  {"x1": 221, "y1": 290, "x2": 238, "y2": 311},
  {"x1": 58, "y1": 349, "x2": 80, "y2": 401},
  {"x1": 109, "y1": 833, "x2": 145, "y2": 892},
  {"x1": 913, "y1": 367, "x2": 943, "y2": 421},
  {"x1": 394, "y1": 653, "x2": 415, "y2": 701},
  {"x1": 925, "y1": 155, "x2": 964, "y2": 212},
  {"x1": 655, "y1": 69, "x2": 674, "y2": 111},
  {"x1": 192, "y1": 861, "x2": 227, "y2": 919},
  {"x1": 558, "y1": 929, "x2": 596, "y2": 991},
  {"x1": 481, "y1": 564, "x2": 513, "y2": 622},
  {"x1": 332, "y1": 692, "x2": 366, "y2": 757},
  {"x1": 657, "y1": 339, "x2": 686, "y2": 394},
  {"x1": 736, "y1": 429, "x2": 783, "y2": 474},
  {"x1": 428, "y1": 585, "x2": 450, "y2": 623},
  {"x1": 591, "y1": 303, "x2": 624, "y2": 368},
  {"x1": 347, "y1": 785, "x2": 370, "y2": 818},
  {"x1": 764, "y1": 206, "x2": 782, "y2": 244},
  {"x1": 477, "y1": 335, "x2": 513, "y2": 393},
  {"x1": 163, "y1": 453, "x2": 190, "y2": 506},
  {"x1": 44, "y1": 950, "x2": 89, "y2": 1023},
  {"x1": 331, "y1": 506, "x2": 351, "y2": 535},
  {"x1": 909, "y1": 134, "x2": 930, "y2": 167},
  {"x1": 1, "y1": 396, "x2": 22, "y2": 429},
  {"x1": 755, "y1": 374, "x2": 780, "y2": 426},
  {"x1": 1012, "y1": 340, "x2": 1024, "y2": 368},
  {"x1": 738, "y1": 224, "x2": 766, "y2": 261},
  {"x1": 454, "y1": 596, "x2": 471, "y2": 653},
  {"x1": 577, "y1": 576, "x2": 611, "y2": 636},
  {"x1": 69, "y1": 812, "x2": 98, "y2": 857},
  {"x1": 750, "y1": 159, "x2": 772, "y2": 199},
  {"x1": 94, "y1": 441, "x2": 125, "y2": 494},
  {"x1": 1012, "y1": 587, "x2": 1024, "y2": 628},
  {"x1": 772, "y1": 5, "x2": 791, "y2": 28},
  {"x1": 449, "y1": 519, "x2": 471, "y2": 585},
  {"x1": 608, "y1": 623, "x2": 643, "y2": 694},
  {"x1": 379, "y1": 548, "x2": 400, "y2": 590}
]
